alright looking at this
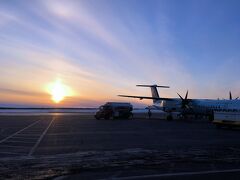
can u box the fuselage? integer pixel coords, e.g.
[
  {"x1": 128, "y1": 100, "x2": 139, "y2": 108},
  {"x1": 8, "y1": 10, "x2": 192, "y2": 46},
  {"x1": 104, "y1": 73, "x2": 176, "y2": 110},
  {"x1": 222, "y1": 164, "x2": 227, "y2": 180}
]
[{"x1": 159, "y1": 99, "x2": 240, "y2": 115}]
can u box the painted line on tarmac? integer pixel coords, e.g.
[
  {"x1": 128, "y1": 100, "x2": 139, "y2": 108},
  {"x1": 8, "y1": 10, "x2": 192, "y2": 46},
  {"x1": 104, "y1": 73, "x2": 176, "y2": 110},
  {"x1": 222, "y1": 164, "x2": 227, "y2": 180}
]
[
  {"x1": 28, "y1": 117, "x2": 55, "y2": 156},
  {"x1": 107, "y1": 169, "x2": 240, "y2": 180},
  {"x1": 0, "y1": 120, "x2": 41, "y2": 144}
]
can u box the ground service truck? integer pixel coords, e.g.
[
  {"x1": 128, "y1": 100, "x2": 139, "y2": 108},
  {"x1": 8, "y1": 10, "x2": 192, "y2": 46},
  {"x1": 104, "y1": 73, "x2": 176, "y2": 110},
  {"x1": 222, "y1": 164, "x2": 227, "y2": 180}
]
[{"x1": 95, "y1": 102, "x2": 133, "y2": 120}]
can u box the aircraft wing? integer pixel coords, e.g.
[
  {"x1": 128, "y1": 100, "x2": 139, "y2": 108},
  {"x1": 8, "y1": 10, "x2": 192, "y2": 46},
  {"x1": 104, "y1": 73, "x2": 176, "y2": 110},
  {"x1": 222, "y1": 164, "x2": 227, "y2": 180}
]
[{"x1": 118, "y1": 95, "x2": 174, "y2": 101}]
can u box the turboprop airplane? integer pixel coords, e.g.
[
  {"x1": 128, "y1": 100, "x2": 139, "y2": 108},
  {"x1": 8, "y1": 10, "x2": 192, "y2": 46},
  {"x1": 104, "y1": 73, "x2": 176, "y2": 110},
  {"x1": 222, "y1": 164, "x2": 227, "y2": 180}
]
[{"x1": 119, "y1": 84, "x2": 240, "y2": 120}]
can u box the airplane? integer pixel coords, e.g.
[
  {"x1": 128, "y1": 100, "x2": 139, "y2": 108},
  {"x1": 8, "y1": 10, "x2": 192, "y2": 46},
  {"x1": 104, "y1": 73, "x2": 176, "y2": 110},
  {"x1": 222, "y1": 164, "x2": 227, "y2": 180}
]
[{"x1": 119, "y1": 84, "x2": 240, "y2": 120}]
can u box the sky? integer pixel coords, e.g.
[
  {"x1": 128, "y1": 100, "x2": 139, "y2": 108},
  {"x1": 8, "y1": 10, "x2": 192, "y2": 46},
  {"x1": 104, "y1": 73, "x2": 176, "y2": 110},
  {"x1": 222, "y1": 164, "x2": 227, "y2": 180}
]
[{"x1": 0, "y1": 0, "x2": 240, "y2": 107}]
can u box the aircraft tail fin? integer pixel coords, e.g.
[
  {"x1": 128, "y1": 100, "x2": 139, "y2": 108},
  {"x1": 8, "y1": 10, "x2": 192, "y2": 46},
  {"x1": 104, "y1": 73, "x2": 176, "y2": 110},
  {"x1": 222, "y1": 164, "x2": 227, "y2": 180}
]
[{"x1": 136, "y1": 84, "x2": 169, "y2": 104}]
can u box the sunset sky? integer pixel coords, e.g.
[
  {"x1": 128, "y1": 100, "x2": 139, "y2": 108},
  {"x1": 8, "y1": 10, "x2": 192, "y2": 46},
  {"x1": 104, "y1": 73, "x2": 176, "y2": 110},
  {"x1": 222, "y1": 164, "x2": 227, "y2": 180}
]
[{"x1": 0, "y1": 0, "x2": 240, "y2": 107}]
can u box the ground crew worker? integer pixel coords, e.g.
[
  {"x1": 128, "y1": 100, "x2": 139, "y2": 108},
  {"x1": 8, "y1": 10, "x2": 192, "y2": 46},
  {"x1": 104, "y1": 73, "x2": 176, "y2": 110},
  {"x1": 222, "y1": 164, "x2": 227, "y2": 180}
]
[{"x1": 148, "y1": 109, "x2": 152, "y2": 119}]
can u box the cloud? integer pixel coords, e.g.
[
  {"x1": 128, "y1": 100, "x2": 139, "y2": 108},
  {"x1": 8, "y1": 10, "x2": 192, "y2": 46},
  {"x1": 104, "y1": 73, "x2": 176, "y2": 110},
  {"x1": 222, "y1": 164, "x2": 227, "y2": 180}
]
[
  {"x1": 39, "y1": 0, "x2": 152, "y2": 70},
  {"x1": 0, "y1": 10, "x2": 18, "y2": 26},
  {"x1": 0, "y1": 88, "x2": 48, "y2": 97}
]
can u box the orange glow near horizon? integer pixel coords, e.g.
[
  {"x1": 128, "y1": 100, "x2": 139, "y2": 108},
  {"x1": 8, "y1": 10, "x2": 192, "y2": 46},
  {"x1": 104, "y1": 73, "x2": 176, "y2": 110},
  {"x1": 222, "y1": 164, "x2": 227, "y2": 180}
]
[{"x1": 47, "y1": 79, "x2": 73, "y2": 103}]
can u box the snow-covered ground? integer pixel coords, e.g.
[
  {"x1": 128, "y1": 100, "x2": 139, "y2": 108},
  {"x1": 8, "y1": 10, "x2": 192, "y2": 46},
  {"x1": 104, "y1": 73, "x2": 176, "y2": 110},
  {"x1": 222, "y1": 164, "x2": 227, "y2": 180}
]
[{"x1": 1, "y1": 148, "x2": 240, "y2": 179}]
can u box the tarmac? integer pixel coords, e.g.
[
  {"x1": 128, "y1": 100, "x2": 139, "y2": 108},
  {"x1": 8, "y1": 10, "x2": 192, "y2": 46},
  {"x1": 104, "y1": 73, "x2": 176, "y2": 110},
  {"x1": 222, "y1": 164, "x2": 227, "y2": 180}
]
[{"x1": 0, "y1": 114, "x2": 240, "y2": 179}]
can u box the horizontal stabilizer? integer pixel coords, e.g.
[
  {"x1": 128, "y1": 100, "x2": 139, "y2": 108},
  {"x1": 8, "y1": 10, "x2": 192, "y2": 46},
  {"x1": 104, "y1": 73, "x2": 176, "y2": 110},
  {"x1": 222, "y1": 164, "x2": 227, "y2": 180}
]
[{"x1": 136, "y1": 84, "x2": 170, "y2": 88}]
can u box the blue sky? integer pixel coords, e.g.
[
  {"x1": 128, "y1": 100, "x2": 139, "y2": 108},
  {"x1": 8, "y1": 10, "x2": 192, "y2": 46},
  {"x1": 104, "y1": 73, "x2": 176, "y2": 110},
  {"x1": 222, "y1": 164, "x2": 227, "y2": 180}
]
[{"x1": 0, "y1": 0, "x2": 240, "y2": 107}]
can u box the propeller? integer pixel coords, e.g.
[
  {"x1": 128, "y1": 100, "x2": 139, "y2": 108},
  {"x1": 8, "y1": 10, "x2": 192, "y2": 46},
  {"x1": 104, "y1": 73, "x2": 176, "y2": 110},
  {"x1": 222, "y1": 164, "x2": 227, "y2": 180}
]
[
  {"x1": 229, "y1": 91, "x2": 239, "y2": 100},
  {"x1": 177, "y1": 90, "x2": 191, "y2": 109}
]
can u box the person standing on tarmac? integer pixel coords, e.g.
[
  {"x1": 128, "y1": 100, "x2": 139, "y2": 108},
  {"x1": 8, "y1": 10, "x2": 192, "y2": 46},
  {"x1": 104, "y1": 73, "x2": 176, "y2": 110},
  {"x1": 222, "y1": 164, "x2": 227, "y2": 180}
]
[{"x1": 148, "y1": 108, "x2": 152, "y2": 119}]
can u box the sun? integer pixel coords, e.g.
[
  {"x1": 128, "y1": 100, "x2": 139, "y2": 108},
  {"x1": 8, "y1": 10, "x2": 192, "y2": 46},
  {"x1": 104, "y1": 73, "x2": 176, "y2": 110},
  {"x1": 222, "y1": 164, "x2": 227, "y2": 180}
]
[{"x1": 48, "y1": 79, "x2": 72, "y2": 103}]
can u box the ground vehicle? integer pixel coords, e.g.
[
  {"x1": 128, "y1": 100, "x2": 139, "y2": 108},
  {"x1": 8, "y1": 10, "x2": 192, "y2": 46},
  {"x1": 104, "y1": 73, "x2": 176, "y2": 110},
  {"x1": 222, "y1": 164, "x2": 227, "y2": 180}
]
[
  {"x1": 213, "y1": 110, "x2": 240, "y2": 128},
  {"x1": 95, "y1": 102, "x2": 133, "y2": 120}
]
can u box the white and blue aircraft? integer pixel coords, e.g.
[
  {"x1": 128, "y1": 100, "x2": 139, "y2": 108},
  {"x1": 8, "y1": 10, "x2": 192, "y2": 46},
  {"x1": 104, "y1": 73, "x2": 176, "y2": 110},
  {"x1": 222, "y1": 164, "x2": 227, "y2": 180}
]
[{"x1": 119, "y1": 84, "x2": 240, "y2": 120}]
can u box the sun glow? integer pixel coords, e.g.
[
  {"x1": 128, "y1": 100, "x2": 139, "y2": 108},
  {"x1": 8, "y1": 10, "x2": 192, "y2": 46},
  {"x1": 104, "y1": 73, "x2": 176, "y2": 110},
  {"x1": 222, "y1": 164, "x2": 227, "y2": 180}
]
[{"x1": 47, "y1": 79, "x2": 72, "y2": 103}]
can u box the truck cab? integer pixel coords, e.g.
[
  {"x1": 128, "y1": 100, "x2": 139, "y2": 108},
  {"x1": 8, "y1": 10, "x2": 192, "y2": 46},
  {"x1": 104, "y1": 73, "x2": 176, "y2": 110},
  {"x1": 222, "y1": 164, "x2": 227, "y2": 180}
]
[{"x1": 95, "y1": 102, "x2": 133, "y2": 120}]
